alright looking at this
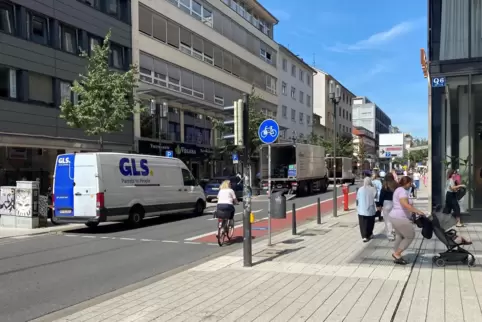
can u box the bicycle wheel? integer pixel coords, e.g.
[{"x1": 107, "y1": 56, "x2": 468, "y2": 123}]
[
  {"x1": 227, "y1": 219, "x2": 235, "y2": 240},
  {"x1": 217, "y1": 220, "x2": 225, "y2": 247}
]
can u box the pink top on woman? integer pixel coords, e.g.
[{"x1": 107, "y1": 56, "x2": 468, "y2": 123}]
[{"x1": 389, "y1": 187, "x2": 412, "y2": 219}]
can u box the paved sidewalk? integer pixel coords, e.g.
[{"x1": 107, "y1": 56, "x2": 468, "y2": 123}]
[
  {"x1": 48, "y1": 186, "x2": 482, "y2": 322},
  {"x1": 0, "y1": 223, "x2": 84, "y2": 239}
]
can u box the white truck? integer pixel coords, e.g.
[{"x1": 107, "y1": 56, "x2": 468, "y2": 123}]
[
  {"x1": 326, "y1": 157, "x2": 355, "y2": 185},
  {"x1": 259, "y1": 143, "x2": 329, "y2": 197}
]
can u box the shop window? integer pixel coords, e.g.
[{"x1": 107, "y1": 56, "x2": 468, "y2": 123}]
[
  {"x1": 28, "y1": 72, "x2": 53, "y2": 105},
  {"x1": 0, "y1": 65, "x2": 16, "y2": 99},
  {"x1": 0, "y1": 1, "x2": 14, "y2": 34},
  {"x1": 60, "y1": 24, "x2": 77, "y2": 54},
  {"x1": 27, "y1": 13, "x2": 49, "y2": 45}
]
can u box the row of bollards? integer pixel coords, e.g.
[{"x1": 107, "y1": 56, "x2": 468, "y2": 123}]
[{"x1": 292, "y1": 197, "x2": 322, "y2": 235}]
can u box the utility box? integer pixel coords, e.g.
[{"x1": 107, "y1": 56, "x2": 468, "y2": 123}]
[
  {"x1": 15, "y1": 181, "x2": 40, "y2": 229},
  {"x1": 271, "y1": 191, "x2": 286, "y2": 219},
  {"x1": 0, "y1": 186, "x2": 16, "y2": 227}
]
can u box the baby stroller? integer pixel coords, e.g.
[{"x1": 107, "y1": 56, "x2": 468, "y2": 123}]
[{"x1": 429, "y1": 205, "x2": 475, "y2": 267}]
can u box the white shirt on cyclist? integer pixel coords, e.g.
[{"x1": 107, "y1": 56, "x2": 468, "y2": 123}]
[{"x1": 217, "y1": 189, "x2": 237, "y2": 205}]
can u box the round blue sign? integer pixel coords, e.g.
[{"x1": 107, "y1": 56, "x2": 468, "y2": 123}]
[{"x1": 258, "y1": 119, "x2": 279, "y2": 144}]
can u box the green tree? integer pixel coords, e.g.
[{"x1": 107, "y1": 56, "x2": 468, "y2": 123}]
[
  {"x1": 356, "y1": 137, "x2": 367, "y2": 167},
  {"x1": 210, "y1": 86, "x2": 265, "y2": 158},
  {"x1": 60, "y1": 30, "x2": 140, "y2": 151},
  {"x1": 412, "y1": 137, "x2": 429, "y2": 146},
  {"x1": 306, "y1": 132, "x2": 323, "y2": 145},
  {"x1": 321, "y1": 135, "x2": 354, "y2": 157}
]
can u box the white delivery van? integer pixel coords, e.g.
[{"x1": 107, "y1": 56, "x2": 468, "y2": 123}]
[{"x1": 53, "y1": 152, "x2": 206, "y2": 227}]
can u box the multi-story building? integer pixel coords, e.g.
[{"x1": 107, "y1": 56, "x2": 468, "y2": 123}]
[
  {"x1": 0, "y1": 0, "x2": 132, "y2": 193},
  {"x1": 352, "y1": 126, "x2": 376, "y2": 170},
  {"x1": 277, "y1": 45, "x2": 316, "y2": 141},
  {"x1": 132, "y1": 0, "x2": 279, "y2": 179},
  {"x1": 389, "y1": 125, "x2": 401, "y2": 133},
  {"x1": 312, "y1": 113, "x2": 326, "y2": 140},
  {"x1": 352, "y1": 96, "x2": 391, "y2": 145},
  {"x1": 313, "y1": 69, "x2": 355, "y2": 139}
]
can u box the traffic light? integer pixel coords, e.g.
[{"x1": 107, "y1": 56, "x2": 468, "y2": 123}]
[{"x1": 223, "y1": 99, "x2": 244, "y2": 147}]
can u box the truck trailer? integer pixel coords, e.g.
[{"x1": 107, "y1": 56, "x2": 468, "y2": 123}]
[
  {"x1": 326, "y1": 157, "x2": 355, "y2": 185},
  {"x1": 259, "y1": 143, "x2": 329, "y2": 197}
]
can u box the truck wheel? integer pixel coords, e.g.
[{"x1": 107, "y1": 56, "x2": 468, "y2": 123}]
[{"x1": 127, "y1": 206, "x2": 144, "y2": 227}]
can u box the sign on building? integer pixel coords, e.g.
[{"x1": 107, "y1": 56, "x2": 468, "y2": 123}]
[{"x1": 379, "y1": 133, "x2": 405, "y2": 158}]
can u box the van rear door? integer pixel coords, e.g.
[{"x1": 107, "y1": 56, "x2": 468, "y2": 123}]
[
  {"x1": 72, "y1": 154, "x2": 98, "y2": 217},
  {"x1": 53, "y1": 154, "x2": 75, "y2": 217}
]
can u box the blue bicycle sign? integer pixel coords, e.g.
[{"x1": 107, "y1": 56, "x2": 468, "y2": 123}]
[{"x1": 258, "y1": 119, "x2": 279, "y2": 144}]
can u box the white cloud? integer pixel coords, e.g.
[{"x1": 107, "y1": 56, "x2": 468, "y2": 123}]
[{"x1": 328, "y1": 18, "x2": 425, "y2": 52}]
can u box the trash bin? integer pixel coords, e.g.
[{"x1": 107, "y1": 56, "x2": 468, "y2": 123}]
[{"x1": 271, "y1": 191, "x2": 286, "y2": 219}]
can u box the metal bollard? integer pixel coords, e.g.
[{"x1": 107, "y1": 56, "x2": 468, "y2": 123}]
[
  {"x1": 292, "y1": 203, "x2": 297, "y2": 235},
  {"x1": 317, "y1": 197, "x2": 321, "y2": 224}
]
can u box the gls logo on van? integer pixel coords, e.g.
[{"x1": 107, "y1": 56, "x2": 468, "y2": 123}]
[
  {"x1": 119, "y1": 158, "x2": 150, "y2": 176},
  {"x1": 57, "y1": 157, "x2": 70, "y2": 164}
]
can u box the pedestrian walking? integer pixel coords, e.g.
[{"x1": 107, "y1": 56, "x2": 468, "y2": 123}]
[
  {"x1": 372, "y1": 171, "x2": 383, "y2": 222},
  {"x1": 413, "y1": 169, "x2": 421, "y2": 193},
  {"x1": 391, "y1": 169, "x2": 399, "y2": 183},
  {"x1": 378, "y1": 173, "x2": 398, "y2": 241},
  {"x1": 389, "y1": 176, "x2": 425, "y2": 265},
  {"x1": 444, "y1": 169, "x2": 465, "y2": 227},
  {"x1": 356, "y1": 177, "x2": 377, "y2": 242}
]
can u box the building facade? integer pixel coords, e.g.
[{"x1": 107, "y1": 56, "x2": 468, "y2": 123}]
[
  {"x1": 313, "y1": 69, "x2": 354, "y2": 139},
  {"x1": 277, "y1": 45, "x2": 316, "y2": 141},
  {"x1": 312, "y1": 113, "x2": 326, "y2": 140},
  {"x1": 131, "y1": 0, "x2": 278, "y2": 179},
  {"x1": 0, "y1": 0, "x2": 132, "y2": 193},
  {"x1": 427, "y1": 0, "x2": 482, "y2": 216},
  {"x1": 352, "y1": 96, "x2": 391, "y2": 145},
  {"x1": 352, "y1": 126, "x2": 376, "y2": 165}
]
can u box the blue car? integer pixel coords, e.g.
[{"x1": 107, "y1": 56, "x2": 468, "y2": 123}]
[{"x1": 204, "y1": 177, "x2": 243, "y2": 202}]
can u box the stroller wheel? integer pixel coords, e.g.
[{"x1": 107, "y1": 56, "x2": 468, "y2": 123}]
[
  {"x1": 435, "y1": 258, "x2": 446, "y2": 267},
  {"x1": 468, "y1": 255, "x2": 476, "y2": 267}
]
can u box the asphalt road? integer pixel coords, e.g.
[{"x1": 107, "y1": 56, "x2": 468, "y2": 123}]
[{"x1": 0, "y1": 184, "x2": 359, "y2": 322}]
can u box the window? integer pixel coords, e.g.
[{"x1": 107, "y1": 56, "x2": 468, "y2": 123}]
[
  {"x1": 260, "y1": 48, "x2": 271, "y2": 62},
  {"x1": 182, "y1": 169, "x2": 196, "y2": 186},
  {"x1": 110, "y1": 44, "x2": 123, "y2": 69},
  {"x1": 349, "y1": 113, "x2": 352, "y2": 121},
  {"x1": 299, "y1": 112, "x2": 304, "y2": 124},
  {"x1": 106, "y1": 0, "x2": 119, "y2": 16},
  {"x1": 307, "y1": 74, "x2": 311, "y2": 86},
  {"x1": 307, "y1": 115, "x2": 311, "y2": 125},
  {"x1": 60, "y1": 25, "x2": 77, "y2": 54},
  {"x1": 80, "y1": 0, "x2": 100, "y2": 9},
  {"x1": 339, "y1": 107, "x2": 341, "y2": 116},
  {"x1": 281, "y1": 82, "x2": 286, "y2": 95},
  {"x1": 291, "y1": 86, "x2": 295, "y2": 99},
  {"x1": 265, "y1": 75, "x2": 275, "y2": 94},
  {"x1": 299, "y1": 70, "x2": 304, "y2": 82},
  {"x1": 291, "y1": 109, "x2": 296, "y2": 121},
  {"x1": 192, "y1": 1, "x2": 202, "y2": 17},
  {"x1": 29, "y1": 73, "x2": 53, "y2": 105},
  {"x1": 299, "y1": 91, "x2": 304, "y2": 103},
  {"x1": 0, "y1": 1, "x2": 14, "y2": 34},
  {"x1": 89, "y1": 35, "x2": 101, "y2": 55},
  {"x1": 139, "y1": 5, "x2": 153, "y2": 35},
  {"x1": 0, "y1": 66, "x2": 16, "y2": 99},
  {"x1": 28, "y1": 13, "x2": 49, "y2": 45},
  {"x1": 291, "y1": 64, "x2": 296, "y2": 77},
  {"x1": 306, "y1": 94, "x2": 311, "y2": 107},
  {"x1": 153, "y1": 15, "x2": 167, "y2": 42},
  {"x1": 282, "y1": 58, "x2": 287, "y2": 71},
  {"x1": 60, "y1": 81, "x2": 72, "y2": 104},
  {"x1": 282, "y1": 105, "x2": 287, "y2": 118},
  {"x1": 203, "y1": 8, "x2": 213, "y2": 27},
  {"x1": 167, "y1": 22, "x2": 180, "y2": 48}
]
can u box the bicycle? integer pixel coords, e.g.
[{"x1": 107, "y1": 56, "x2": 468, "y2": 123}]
[{"x1": 216, "y1": 211, "x2": 235, "y2": 246}]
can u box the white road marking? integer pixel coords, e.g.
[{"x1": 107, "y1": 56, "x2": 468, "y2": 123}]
[
  {"x1": 57, "y1": 234, "x2": 218, "y2": 246},
  {"x1": 100, "y1": 236, "x2": 110, "y2": 239},
  {"x1": 119, "y1": 237, "x2": 136, "y2": 241},
  {"x1": 161, "y1": 240, "x2": 179, "y2": 243},
  {"x1": 81, "y1": 235, "x2": 96, "y2": 238},
  {"x1": 140, "y1": 238, "x2": 157, "y2": 242},
  {"x1": 186, "y1": 192, "x2": 356, "y2": 241},
  {"x1": 10, "y1": 235, "x2": 35, "y2": 239},
  {"x1": 184, "y1": 241, "x2": 201, "y2": 245}
]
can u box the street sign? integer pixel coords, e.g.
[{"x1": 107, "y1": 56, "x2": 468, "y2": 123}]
[
  {"x1": 232, "y1": 153, "x2": 239, "y2": 164},
  {"x1": 379, "y1": 146, "x2": 403, "y2": 158},
  {"x1": 258, "y1": 119, "x2": 279, "y2": 144},
  {"x1": 432, "y1": 77, "x2": 446, "y2": 88},
  {"x1": 165, "y1": 150, "x2": 173, "y2": 158}
]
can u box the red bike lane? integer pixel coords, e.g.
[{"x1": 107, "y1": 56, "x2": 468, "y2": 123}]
[{"x1": 192, "y1": 191, "x2": 356, "y2": 243}]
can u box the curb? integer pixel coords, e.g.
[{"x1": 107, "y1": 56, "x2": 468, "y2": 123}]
[{"x1": 0, "y1": 224, "x2": 84, "y2": 240}]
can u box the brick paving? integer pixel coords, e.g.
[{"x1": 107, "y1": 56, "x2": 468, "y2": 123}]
[{"x1": 50, "y1": 186, "x2": 482, "y2": 322}]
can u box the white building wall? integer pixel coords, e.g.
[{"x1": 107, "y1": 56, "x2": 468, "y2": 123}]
[{"x1": 277, "y1": 47, "x2": 314, "y2": 139}]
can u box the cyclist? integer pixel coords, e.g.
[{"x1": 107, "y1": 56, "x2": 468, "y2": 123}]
[{"x1": 216, "y1": 180, "x2": 238, "y2": 220}]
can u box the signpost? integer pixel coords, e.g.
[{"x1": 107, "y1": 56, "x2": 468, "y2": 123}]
[
  {"x1": 165, "y1": 150, "x2": 173, "y2": 158},
  {"x1": 258, "y1": 119, "x2": 279, "y2": 246},
  {"x1": 232, "y1": 153, "x2": 238, "y2": 164}
]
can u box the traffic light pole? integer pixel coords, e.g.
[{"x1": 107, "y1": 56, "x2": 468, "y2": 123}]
[{"x1": 242, "y1": 93, "x2": 252, "y2": 267}]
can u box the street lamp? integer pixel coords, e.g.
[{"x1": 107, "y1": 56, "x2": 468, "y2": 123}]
[{"x1": 329, "y1": 80, "x2": 341, "y2": 217}]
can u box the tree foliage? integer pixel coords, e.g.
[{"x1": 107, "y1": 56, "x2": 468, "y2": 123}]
[
  {"x1": 60, "y1": 30, "x2": 140, "y2": 150},
  {"x1": 306, "y1": 133, "x2": 353, "y2": 157}
]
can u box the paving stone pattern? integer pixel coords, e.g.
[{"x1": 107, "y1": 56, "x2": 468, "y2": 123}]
[{"x1": 52, "y1": 187, "x2": 482, "y2": 322}]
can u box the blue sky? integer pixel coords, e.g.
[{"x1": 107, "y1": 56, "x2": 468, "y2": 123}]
[{"x1": 263, "y1": 0, "x2": 428, "y2": 138}]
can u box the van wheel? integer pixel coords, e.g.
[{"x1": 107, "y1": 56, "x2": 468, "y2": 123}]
[
  {"x1": 127, "y1": 208, "x2": 144, "y2": 227},
  {"x1": 194, "y1": 200, "x2": 205, "y2": 216},
  {"x1": 85, "y1": 222, "x2": 99, "y2": 228}
]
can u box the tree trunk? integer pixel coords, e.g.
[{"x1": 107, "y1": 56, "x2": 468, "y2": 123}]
[{"x1": 99, "y1": 135, "x2": 104, "y2": 152}]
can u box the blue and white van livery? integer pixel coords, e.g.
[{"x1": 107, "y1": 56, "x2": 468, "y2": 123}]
[{"x1": 53, "y1": 153, "x2": 206, "y2": 227}]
